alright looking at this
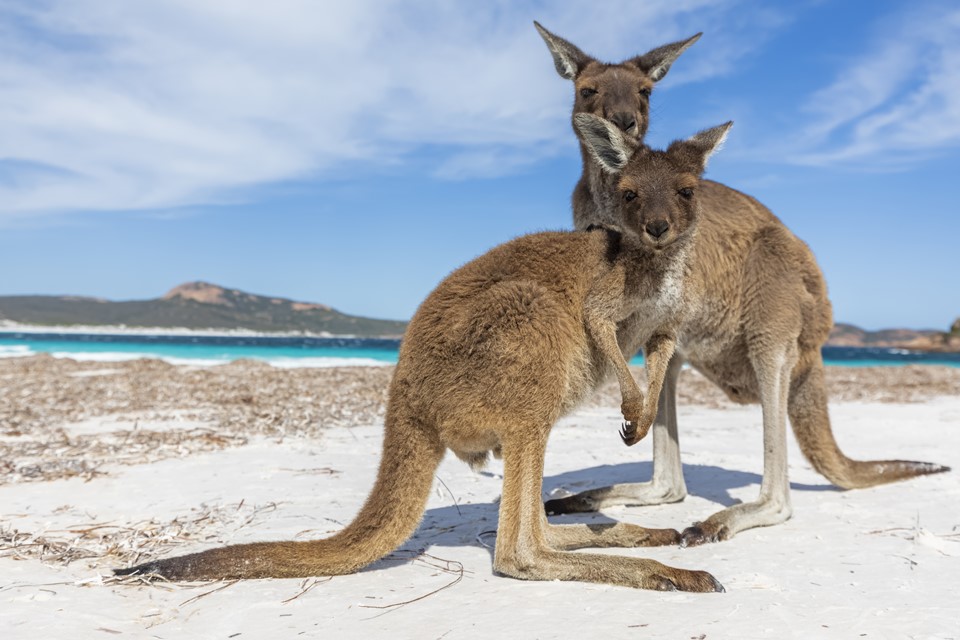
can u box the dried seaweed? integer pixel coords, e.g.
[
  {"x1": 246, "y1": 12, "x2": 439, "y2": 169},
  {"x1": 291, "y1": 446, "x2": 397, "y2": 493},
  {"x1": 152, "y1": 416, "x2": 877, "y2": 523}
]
[
  {"x1": 0, "y1": 356, "x2": 391, "y2": 484},
  {"x1": 0, "y1": 501, "x2": 278, "y2": 570}
]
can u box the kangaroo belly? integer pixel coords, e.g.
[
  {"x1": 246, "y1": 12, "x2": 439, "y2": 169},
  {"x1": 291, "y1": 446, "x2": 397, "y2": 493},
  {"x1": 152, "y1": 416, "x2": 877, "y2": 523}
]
[{"x1": 681, "y1": 336, "x2": 761, "y2": 404}]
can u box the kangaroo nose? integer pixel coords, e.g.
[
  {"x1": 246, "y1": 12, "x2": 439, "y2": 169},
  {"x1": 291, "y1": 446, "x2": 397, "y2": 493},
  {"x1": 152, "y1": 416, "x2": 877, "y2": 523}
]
[
  {"x1": 645, "y1": 220, "x2": 669, "y2": 239},
  {"x1": 609, "y1": 112, "x2": 637, "y2": 132}
]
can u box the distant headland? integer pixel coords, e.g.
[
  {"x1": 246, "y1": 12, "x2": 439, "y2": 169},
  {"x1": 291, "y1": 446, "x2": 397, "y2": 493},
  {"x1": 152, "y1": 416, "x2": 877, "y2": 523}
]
[
  {"x1": 828, "y1": 321, "x2": 960, "y2": 353},
  {"x1": 0, "y1": 282, "x2": 406, "y2": 338}
]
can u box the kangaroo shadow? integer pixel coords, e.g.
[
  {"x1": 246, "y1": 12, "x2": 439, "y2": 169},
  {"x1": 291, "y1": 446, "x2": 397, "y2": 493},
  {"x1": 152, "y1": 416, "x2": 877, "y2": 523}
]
[
  {"x1": 366, "y1": 500, "x2": 503, "y2": 571},
  {"x1": 367, "y1": 461, "x2": 839, "y2": 572}
]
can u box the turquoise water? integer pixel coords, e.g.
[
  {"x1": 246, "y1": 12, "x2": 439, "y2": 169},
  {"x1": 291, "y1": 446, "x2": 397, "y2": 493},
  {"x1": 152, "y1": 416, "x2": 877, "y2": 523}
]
[
  {"x1": 1, "y1": 333, "x2": 958, "y2": 368},
  {"x1": 0, "y1": 334, "x2": 399, "y2": 367}
]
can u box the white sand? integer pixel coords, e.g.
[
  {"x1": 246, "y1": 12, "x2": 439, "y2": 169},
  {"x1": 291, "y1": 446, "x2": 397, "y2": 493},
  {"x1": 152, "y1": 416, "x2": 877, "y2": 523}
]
[{"x1": 2, "y1": 398, "x2": 959, "y2": 639}]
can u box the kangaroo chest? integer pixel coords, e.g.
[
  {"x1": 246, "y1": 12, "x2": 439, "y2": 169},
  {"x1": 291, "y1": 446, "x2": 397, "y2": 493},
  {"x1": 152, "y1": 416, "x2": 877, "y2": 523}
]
[
  {"x1": 625, "y1": 262, "x2": 685, "y2": 327},
  {"x1": 614, "y1": 247, "x2": 691, "y2": 356}
]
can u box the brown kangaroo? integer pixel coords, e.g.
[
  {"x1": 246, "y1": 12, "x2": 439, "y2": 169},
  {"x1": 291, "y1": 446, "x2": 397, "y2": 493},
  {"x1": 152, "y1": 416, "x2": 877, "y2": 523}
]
[
  {"x1": 115, "y1": 123, "x2": 732, "y2": 591},
  {"x1": 535, "y1": 24, "x2": 949, "y2": 545}
]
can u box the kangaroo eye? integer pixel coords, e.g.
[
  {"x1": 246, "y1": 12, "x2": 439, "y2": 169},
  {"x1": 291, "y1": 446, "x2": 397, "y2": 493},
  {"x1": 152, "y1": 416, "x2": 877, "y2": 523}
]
[
  {"x1": 678, "y1": 187, "x2": 694, "y2": 199},
  {"x1": 623, "y1": 190, "x2": 637, "y2": 202},
  {"x1": 639, "y1": 87, "x2": 652, "y2": 98},
  {"x1": 579, "y1": 87, "x2": 598, "y2": 99}
]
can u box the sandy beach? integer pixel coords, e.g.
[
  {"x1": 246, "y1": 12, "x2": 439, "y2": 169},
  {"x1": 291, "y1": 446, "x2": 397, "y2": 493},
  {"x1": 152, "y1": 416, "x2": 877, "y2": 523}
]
[{"x1": 2, "y1": 355, "x2": 959, "y2": 638}]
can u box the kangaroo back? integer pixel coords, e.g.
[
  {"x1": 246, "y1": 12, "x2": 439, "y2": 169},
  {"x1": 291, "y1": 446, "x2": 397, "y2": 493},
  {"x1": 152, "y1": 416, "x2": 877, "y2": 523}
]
[{"x1": 115, "y1": 409, "x2": 445, "y2": 580}]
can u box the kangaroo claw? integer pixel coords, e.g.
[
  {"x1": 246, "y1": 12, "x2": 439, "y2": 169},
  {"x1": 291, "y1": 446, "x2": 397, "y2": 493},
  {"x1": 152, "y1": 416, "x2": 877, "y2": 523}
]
[{"x1": 620, "y1": 421, "x2": 639, "y2": 446}]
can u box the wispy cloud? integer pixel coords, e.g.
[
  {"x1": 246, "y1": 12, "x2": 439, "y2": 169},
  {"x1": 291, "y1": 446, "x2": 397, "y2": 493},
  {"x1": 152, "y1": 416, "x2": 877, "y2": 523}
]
[
  {"x1": 0, "y1": 0, "x2": 781, "y2": 218},
  {"x1": 789, "y1": 3, "x2": 960, "y2": 168}
]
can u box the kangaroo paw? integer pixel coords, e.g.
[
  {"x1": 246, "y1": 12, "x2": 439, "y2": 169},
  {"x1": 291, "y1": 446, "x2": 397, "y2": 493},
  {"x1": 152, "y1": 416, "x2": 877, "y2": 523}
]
[
  {"x1": 620, "y1": 421, "x2": 638, "y2": 446},
  {"x1": 618, "y1": 419, "x2": 651, "y2": 446}
]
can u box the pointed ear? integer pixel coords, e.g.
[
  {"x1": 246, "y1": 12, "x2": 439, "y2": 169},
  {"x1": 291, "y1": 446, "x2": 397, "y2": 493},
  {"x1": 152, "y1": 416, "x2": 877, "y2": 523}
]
[
  {"x1": 668, "y1": 122, "x2": 733, "y2": 174},
  {"x1": 573, "y1": 113, "x2": 634, "y2": 173},
  {"x1": 534, "y1": 21, "x2": 594, "y2": 80},
  {"x1": 631, "y1": 33, "x2": 701, "y2": 82}
]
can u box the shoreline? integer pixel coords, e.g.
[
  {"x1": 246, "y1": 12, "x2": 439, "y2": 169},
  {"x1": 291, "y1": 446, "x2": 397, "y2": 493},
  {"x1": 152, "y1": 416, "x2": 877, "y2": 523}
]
[
  {"x1": 3, "y1": 329, "x2": 960, "y2": 370},
  {"x1": 1, "y1": 348, "x2": 958, "y2": 369},
  {"x1": 3, "y1": 321, "x2": 959, "y2": 355}
]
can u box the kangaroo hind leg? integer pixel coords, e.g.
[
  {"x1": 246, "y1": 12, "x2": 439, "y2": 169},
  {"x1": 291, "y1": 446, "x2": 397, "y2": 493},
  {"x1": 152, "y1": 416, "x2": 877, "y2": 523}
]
[
  {"x1": 495, "y1": 427, "x2": 721, "y2": 591},
  {"x1": 681, "y1": 347, "x2": 795, "y2": 546}
]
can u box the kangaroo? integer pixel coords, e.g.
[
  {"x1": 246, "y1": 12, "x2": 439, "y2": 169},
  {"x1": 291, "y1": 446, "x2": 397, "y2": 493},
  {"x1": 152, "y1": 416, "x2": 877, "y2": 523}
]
[
  {"x1": 115, "y1": 123, "x2": 732, "y2": 592},
  {"x1": 535, "y1": 24, "x2": 949, "y2": 545}
]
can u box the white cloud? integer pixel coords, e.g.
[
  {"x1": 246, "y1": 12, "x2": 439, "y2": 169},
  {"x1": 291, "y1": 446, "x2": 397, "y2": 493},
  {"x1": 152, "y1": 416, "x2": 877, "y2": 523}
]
[
  {"x1": 0, "y1": 0, "x2": 776, "y2": 218},
  {"x1": 788, "y1": 4, "x2": 960, "y2": 167}
]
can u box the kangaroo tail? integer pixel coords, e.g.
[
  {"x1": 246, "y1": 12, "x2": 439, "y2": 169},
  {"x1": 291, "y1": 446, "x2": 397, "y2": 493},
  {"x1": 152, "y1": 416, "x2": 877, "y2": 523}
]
[
  {"x1": 115, "y1": 411, "x2": 445, "y2": 580},
  {"x1": 787, "y1": 355, "x2": 949, "y2": 489}
]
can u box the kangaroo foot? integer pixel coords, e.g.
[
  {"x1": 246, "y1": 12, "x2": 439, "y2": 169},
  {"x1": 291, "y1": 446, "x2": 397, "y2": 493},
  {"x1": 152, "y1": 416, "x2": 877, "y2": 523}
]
[
  {"x1": 544, "y1": 522, "x2": 681, "y2": 550},
  {"x1": 650, "y1": 567, "x2": 725, "y2": 593},
  {"x1": 545, "y1": 481, "x2": 686, "y2": 515},
  {"x1": 545, "y1": 493, "x2": 597, "y2": 515},
  {"x1": 496, "y1": 550, "x2": 724, "y2": 592},
  {"x1": 680, "y1": 523, "x2": 730, "y2": 548}
]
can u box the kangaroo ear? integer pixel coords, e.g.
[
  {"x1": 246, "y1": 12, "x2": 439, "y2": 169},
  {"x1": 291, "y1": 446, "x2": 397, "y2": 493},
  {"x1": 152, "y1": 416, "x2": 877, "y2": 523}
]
[
  {"x1": 631, "y1": 33, "x2": 701, "y2": 82},
  {"x1": 573, "y1": 113, "x2": 634, "y2": 173},
  {"x1": 668, "y1": 121, "x2": 733, "y2": 174},
  {"x1": 534, "y1": 21, "x2": 595, "y2": 80}
]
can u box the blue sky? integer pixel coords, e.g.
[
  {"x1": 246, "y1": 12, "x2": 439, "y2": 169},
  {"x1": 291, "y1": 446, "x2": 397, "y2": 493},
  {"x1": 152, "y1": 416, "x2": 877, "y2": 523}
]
[{"x1": 0, "y1": 0, "x2": 958, "y2": 330}]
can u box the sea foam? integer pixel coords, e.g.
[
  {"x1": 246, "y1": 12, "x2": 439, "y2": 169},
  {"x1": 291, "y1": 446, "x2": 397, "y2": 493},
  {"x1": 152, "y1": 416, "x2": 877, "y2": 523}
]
[{"x1": 0, "y1": 345, "x2": 33, "y2": 358}]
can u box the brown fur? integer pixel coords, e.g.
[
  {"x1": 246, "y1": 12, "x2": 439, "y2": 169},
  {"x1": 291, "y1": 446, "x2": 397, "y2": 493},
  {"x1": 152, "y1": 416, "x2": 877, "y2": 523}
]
[
  {"x1": 536, "y1": 26, "x2": 949, "y2": 545},
  {"x1": 115, "y1": 127, "x2": 732, "y2": 592}
]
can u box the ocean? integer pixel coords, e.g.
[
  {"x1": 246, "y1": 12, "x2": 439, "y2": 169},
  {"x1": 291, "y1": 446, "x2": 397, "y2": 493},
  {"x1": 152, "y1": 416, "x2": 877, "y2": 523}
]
[{"x1": 2, "y1": 332, "x2": 959, "y2": 368}]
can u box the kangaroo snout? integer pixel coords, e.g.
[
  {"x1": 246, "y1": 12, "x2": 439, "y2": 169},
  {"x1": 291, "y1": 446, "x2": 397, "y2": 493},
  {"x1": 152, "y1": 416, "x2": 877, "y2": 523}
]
[
  {"x1": 608, "y1": 111, "x2": 638, "y2": 133},
  {"x1": 645, "y1": 220, "x2": 670, "y2": 239}
]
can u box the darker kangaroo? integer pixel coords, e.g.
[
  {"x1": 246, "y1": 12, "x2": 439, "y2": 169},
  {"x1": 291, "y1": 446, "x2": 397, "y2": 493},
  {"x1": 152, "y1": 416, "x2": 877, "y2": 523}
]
[
  {"x1": 116, "y1": 124, "x2": 733, "y2": 592},
  {"x1": 535, "y1": 23, "x2": 949, "y2": 545}
]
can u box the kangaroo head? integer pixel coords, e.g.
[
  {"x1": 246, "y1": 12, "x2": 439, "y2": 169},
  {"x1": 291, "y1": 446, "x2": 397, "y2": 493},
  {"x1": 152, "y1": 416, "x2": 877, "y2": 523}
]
[
  {"x1": 534, "y1": 21, "x2": 700, "y2": 141},
  {"x1": 573, "y1": 113, "x2": 732, "y2": 251}
]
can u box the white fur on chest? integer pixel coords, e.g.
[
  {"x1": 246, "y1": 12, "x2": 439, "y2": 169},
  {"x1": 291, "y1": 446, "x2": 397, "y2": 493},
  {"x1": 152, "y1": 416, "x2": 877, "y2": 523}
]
[
  {"x1": 619, "y1": 246, "x2": 689, "y2": 342},
  {"x1": 635, "y1": 247, "x2": 687, "y2": 314},
  {"x1": 654, "y1": 248, "x2": 686, "y2": 315}
]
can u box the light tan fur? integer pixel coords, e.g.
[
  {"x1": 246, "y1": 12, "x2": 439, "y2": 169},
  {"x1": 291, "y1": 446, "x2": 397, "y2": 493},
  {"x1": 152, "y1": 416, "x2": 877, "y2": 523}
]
[
  {"x1": 115, "y1": 125, "x2": 732, "y2": 592},
  {"x1": 536, "y1": 25, "x2": 949, "y2": 545}
]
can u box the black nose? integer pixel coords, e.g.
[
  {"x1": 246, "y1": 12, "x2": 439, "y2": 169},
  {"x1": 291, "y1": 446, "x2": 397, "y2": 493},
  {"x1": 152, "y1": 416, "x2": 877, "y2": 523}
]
[
  {"x1": 645, "y1": 220, "x2": 669, "y2": 239},
  {"x1": 609, "y1": 112, "x2": 637, "y2": 132}
]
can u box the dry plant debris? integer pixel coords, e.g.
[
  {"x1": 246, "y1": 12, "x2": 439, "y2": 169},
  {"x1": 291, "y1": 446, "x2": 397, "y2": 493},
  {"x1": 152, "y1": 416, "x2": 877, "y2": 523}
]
[
  {"x1": 0, "y1": 500, "x2": 278, "y2": 570},
  {"x1": 1, "y1": 355, "x2": 957, "y2": 487}
]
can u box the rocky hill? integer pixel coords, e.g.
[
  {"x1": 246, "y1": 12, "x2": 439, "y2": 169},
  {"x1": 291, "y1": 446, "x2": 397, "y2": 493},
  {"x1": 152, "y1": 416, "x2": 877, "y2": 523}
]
[
  {"x1": 828, "y1": 321, "x2": 960, "y2": 353},
  {"x1": 0, "y1": 282, "x2": 407, "y2": 337}
]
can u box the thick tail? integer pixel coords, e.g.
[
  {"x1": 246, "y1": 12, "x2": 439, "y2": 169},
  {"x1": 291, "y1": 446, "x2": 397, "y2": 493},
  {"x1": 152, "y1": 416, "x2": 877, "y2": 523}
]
[
  {"x1": 115, "y1": 412, "x2": 445, "y2": 580},
  {"x1": 787, "y1": 355, "x2": 949, "y2": 489}
]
